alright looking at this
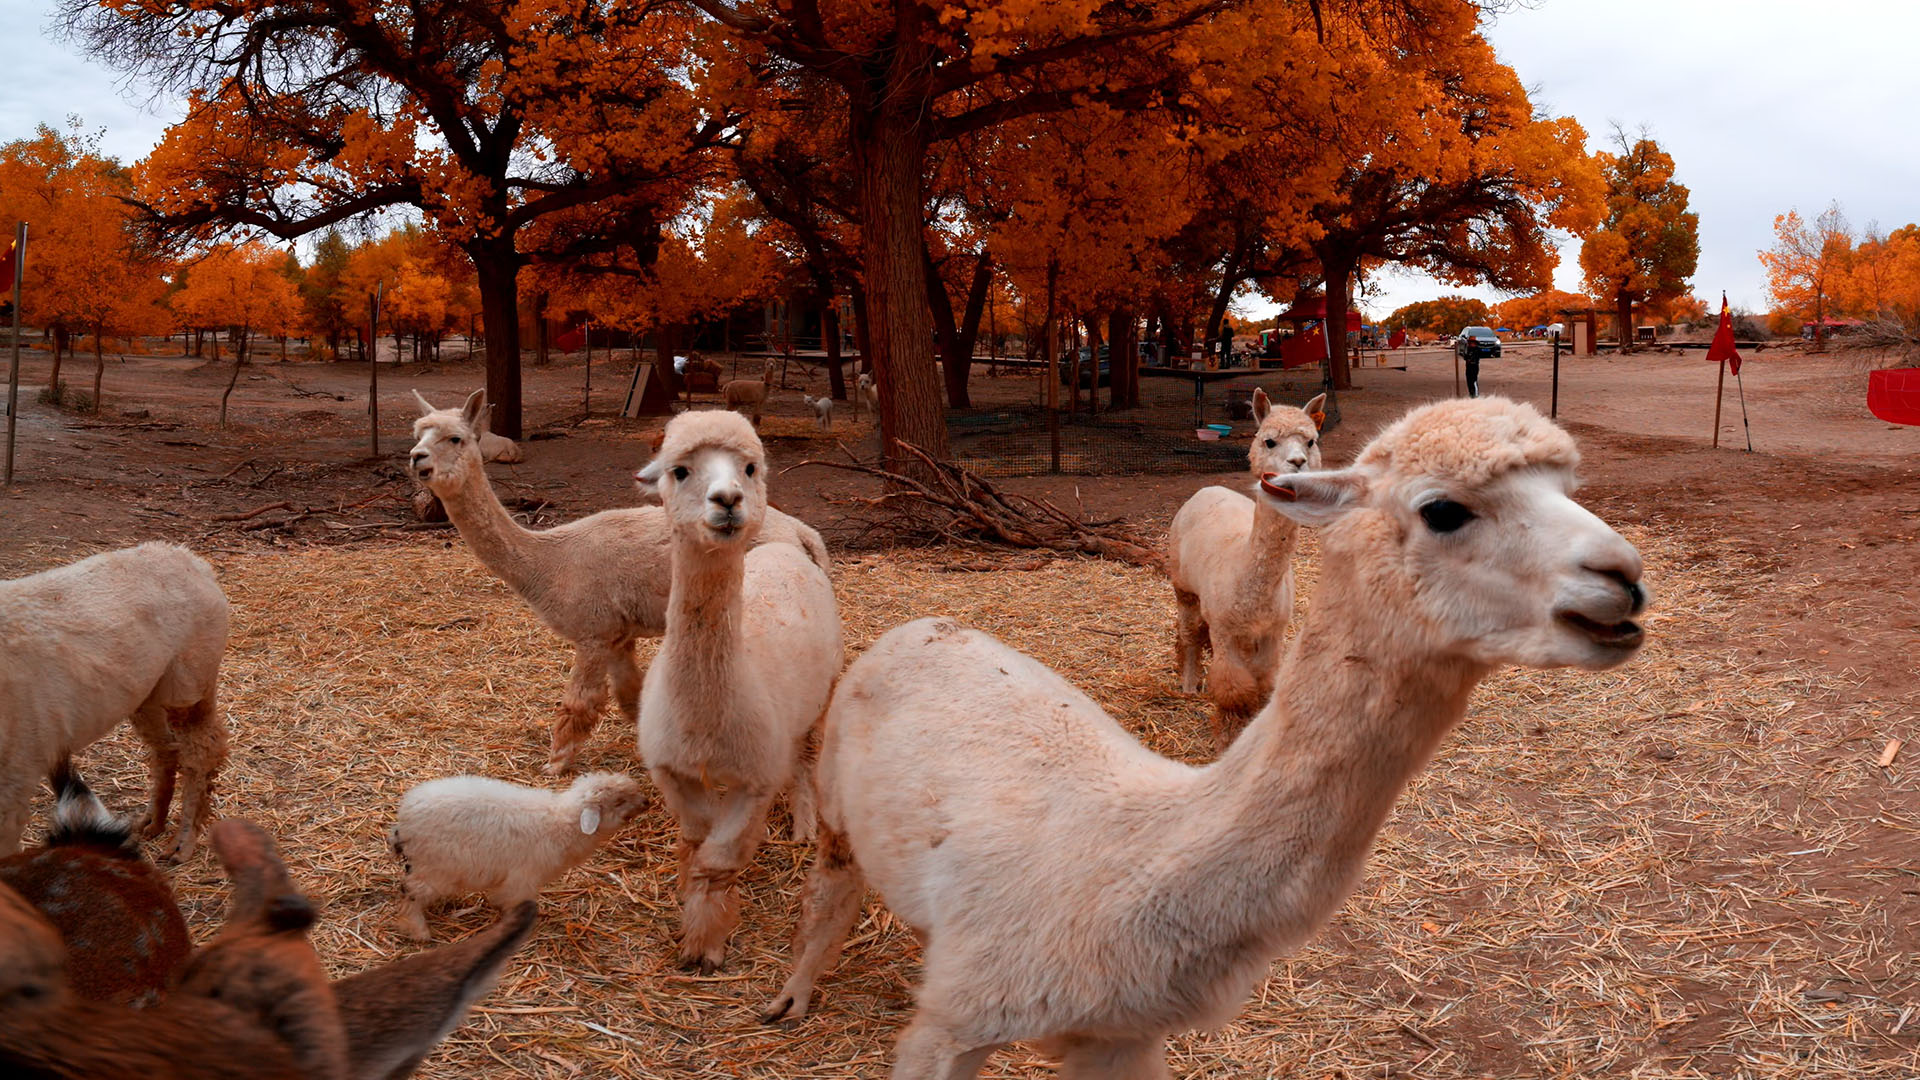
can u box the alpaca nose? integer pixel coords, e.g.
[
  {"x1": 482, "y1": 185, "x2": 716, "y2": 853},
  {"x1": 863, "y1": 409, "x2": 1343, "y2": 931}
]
[
  {"x1": 1286, "y1": 453, "x2": 1308, "y2": 469},
  {"x1": 709, "y1": 487, "x2": 743, "y2": 510},
  {"x1": 410, "y1": 451, "x2": 427, "y2": 467},
  {"x1": 1581, "y1": 539, "x2": 1647, "y2": 615}
]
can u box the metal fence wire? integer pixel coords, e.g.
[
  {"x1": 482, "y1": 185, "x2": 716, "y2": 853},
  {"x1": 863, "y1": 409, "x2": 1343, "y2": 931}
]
[{"x1": 947, "y1": 407, "x2": 1250, "y2": 477}]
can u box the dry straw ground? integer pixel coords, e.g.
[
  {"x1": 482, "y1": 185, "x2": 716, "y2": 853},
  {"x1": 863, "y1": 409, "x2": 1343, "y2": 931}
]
[{"x1": 11, "y1": 520, "x2": 1915, "y2": 1078}]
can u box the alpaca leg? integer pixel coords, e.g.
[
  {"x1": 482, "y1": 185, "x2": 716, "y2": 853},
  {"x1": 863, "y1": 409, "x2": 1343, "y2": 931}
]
[
  {"x1": 162, "y1": 696, "x2": 227, "y2": 863},
  {"x1": 679, "y1": 786, "x2": 780, "y2": 973},
  {"x1": 547, "y1": 643, "x2": 611, "y2": 775},
  {"x1": 127, "y1": 701, "x2": 179, "y2": 840},
  {"x1": 786, "y1": 731, "x2": 819, "y2": 843},
  {"x1": 397, "y1": 877, "x2": 438, "y2": 942},
  {"x1": 608, "y1": 641, "x2": 643, "y2": 731},
  {"x1": 890, "y1": 1014, "x2": 999, "y2": 1080},
  {"x1": 1057, "y1": 1035, "x2": 1172, "y2": 1080},
  {"x1": 762, "y1": 823, "x2": 865, "y2": 1023},
  {"x1": 1207, "y1": 653, "x2": 1264, "y2": 753},
  {"x1": 1173, "y1": 589, "x2": 1206, "y2": 694}
]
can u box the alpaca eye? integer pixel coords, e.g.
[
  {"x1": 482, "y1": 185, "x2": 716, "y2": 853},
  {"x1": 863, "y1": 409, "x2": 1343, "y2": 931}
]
[
  {"x1": 1264, "y1": 439, "x2": 1277, "y2": 449},
  {"x1": 448, "y1": 436, "x2": 463, "y2": 446},
  {"x1": 1307, "y1": 439, "x2": 1316, "y2": 448},
  {"x1": 745, "y1": 463, "x2": 757, "y2": 477},
  {"x1": 1419, "y1": 500, "x2": 1475, "y2": 534},
  {"x1": 671, "y1": 466, "x2": 689, "y2": 481}
]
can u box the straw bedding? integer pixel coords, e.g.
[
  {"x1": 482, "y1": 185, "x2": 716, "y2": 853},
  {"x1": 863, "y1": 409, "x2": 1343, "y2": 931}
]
[{"x1": 6, "y1": 521, "x2": 1913, "y2": 1078}]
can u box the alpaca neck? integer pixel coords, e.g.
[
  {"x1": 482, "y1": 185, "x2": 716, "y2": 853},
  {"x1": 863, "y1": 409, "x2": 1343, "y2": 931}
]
[
  {"x1": 1170, "y1": 557, "x2": 1486, "y2": 955},
  {"x1": 435, "y1": 464, "x2": 546, "y2": 597},
  {"x1": 660, "y1": 537, "x2": 746, "y2": 687},
  {"x1": 1240, "y1": 497, "x2": 1301, "y2": 595}
]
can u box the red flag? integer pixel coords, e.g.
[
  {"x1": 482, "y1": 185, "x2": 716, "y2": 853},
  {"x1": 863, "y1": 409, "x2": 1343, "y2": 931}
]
[
  {"x1": 0, "y1": 238, "x2": 16, "y2": 295},
  {"x1": 1706, "y1": 293, "x2": 1741, "y2": 376},
  {"x1": 1388, "y1": 327, "x2": 1408, "y2": 350}
]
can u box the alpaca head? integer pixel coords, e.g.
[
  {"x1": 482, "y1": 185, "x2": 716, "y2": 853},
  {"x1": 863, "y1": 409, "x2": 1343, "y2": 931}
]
[
  {"x1": 408, "y1": 389, "x2": 488, "y2": 493},
  {"x1": 570, "y1": 773, "x2": 650, "y2": 836},
  {"x1": 1248, "y1": 390, "x2": 1324, "y2": 477},
  {"x1": 0, "y1": 881, "x2": 70, "y2": 1019},
  {"x1": 634, "y1": 410, "x2": 769, "y2": 548},
  {"x1": 1256, "y1": 397, "x2": 1648, "y2": 672}
]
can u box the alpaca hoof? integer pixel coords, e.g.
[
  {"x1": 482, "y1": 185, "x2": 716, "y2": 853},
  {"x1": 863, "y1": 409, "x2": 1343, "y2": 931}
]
[
  {"x1": 131, "y1": 813, "x2": 164, "y2": 840},
  {"x1": 541, "y1": 756, "x2": 573, "y2": 777},
  {"x1": 761, "y1": 993, "x2": 807, "y2": 1025},
  {"x1": 161, "y1": 831, "x2": 197, "y2": 865},
  {"x1": 677, "y1": 942, "x2": 726, "y2": 974}
]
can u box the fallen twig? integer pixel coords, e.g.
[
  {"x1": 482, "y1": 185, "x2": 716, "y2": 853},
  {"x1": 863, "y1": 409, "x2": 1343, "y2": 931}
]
[{"x1": 212, "y1": 500, "x2": 294, "y2": 523}]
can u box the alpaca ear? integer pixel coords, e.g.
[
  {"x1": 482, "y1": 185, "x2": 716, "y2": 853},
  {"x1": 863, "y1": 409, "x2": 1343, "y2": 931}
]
[
  {"x1": 1251, "y1": 387, "x2": 1270, "y2": 422},
  {"x1": 578, "y1": 807, "x2": 601, "y2": 835},
  {"x1": 1255, "y1": 466, "x2": 1369, "y2": 526},
  {"x1": 633, "y1": 457, "x2": 665, "y2": 500},
  {"x1": 411, "y1": 390, "x2": 435, "y2": 416},
  {"x1": 1302, "y1": 393, "x2": 1327, "y2": 429},
  {"x1": 333, "y1": 902, "x2": 537, "y2": 1080},
  {"x1": 460, "y1": 390, "x2": 487, "y2": 429}
]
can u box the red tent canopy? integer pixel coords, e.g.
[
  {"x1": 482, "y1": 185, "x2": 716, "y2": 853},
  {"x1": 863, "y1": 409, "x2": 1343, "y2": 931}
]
[
  {"x1": 1278, "y1": 296, "x2": 1364, "y2": 332},
  {"x1": 1868, "y1": 367, "x2": 1920, "y2": 426}
]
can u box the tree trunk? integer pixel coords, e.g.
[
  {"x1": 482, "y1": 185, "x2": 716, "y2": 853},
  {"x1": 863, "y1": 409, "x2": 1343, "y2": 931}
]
[
  {"x1": 535, "y1": 291, "x2": 551, "y2": 366},
  {"x1": 1108, "y1": 308, "x2": 1140, "y2": 410},
  {"x1": 1322, "y1": 260, "x2": 1354, "y2": 394},
  {"x1": 49, "y1": 327, "x2": 66, "y2": 397},
  {"x1": 924, "y1": 243, "x2": 965, "y2": 408},
  {"x1": 654, "y1": 322, "x2": 683, "y2": 399},
  {"x1": 1206, "y1": 228, "x2": 1249, "y2": 349},
  {"x1": 851, "y1": 93, "x2": 949, "y2": 467},
  {"x1": 1813, "y1": 290, "x2": 1826, "y2": 352},
  {"x1": 850, "y1": 282, "x2": 872, "y2": 375},
  {"x1": 219, "y1": 323, "x2": 248, "y2": 428},
  {"x1": 945, "y1": 250, "x2": 992, "y2": 408},
  {"x1": 471, "y1": 244, "x2": 524, "y2": 438},
  {"x1": 1616, "y1": 291, "x2": 1634, "y2": 352},
  {"x1": 823, "y1": 301, "x2": 846, "y2": 401},
  {"x1": 91, "y1": 322, "x2": 104, "y2": 412}
]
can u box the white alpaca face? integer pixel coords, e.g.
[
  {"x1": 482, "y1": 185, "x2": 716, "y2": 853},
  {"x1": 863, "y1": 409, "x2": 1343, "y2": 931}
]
[
  {"x1": 1261, "y1": 463, "x2": 1648, "y2": 671},
  {"x1": 652, "y1": 444, "x2": 767, "y2": 545},
  {"x1": 408, "y1": 390, "x2": 487, "y2": 492},
  {"x1": 1248, "y1": 392, "x2": 1324, "y2": 477}
]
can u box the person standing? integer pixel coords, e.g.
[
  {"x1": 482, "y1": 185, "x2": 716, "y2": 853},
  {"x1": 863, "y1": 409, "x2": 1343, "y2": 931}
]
[
  {"x1": 1465, "y1": 352, "x2": 1480, "y2": 398},
  {"x1": 1219, "y1": 317, "x2": 1235, "y2": 367}
]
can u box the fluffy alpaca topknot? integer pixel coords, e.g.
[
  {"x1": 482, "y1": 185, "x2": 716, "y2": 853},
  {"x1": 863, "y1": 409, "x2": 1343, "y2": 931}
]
[
  {"x1": 657, "y1": 408, "x2": 764, "y2": 463},
  {"x1": 1357, "y1": 396, "x2": 1578, "y2": 487}
]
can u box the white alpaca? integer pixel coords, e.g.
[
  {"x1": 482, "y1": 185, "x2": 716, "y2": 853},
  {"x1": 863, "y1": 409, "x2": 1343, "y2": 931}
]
[
  {"x1": 802, "y1": 394, "x2": 834, "y2": 431},
  {"x1": 1166, "y1": 389, "x2": 1325, "y2": 748},
  {"x1": 388, "y1": 772, "x2": 650, "y2": 940},
  {"x1": 634, "y1": 409, "x2": 843, "y2": 973},
  {"x1": 721, "y1": 366, "x2": 775, "y2": 426},
  {"x1": 856, "y1": 373, "x2": 878, "y2": 420},
  {"x1": 477, "y1": 403, "x2": 523, "y2": 463},
  {"x1": 765, "y1": 397, "x2": 1650, "y2": 1079},
  {"x1": 0, "y1": 543, "x2": 229, "y2": 861},
  {"x1": 409, "y1": 389, "x2": 830, "y2": 773}
]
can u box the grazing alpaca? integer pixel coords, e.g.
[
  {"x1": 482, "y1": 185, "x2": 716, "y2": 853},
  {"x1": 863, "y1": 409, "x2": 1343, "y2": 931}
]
[
  {"x1": 409, "y1": 389, "x2": 830, "y2": 774},
  {"x1": 765, "y1": 398, "x2": 1650, "y2": 1080},
  {"x1": 0, "y1": 542, "x2": 229, "y2": 861},
  {"x1": 635, "y1": 410, "x2": 842, "y2": 973},
  {"x1": 721, "y1": 366, "x2": 775, "y2": 426},
  {"x1": 0, "y1": 818, "x2": 536, "y2": 1079},
  {"x1": 1166, "y1": 390, "x2": 1325, "y2": 748}
]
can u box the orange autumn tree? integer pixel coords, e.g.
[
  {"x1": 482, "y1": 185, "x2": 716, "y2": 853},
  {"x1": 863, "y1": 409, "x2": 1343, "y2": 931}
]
[
  {"x1": 1577, "y1": 134, "x2": 1699, "y2": 349},
  {"x1": 339, "y1": 226, "x2": 478, "y2": 361},
  {"x1": 1300, "y1": 4, "x2": 1604, "y2": 400},
  {"x1": 66, "y1": 0, "x2": 720, "y2": 438},
  {"x1": 169, "y1": 240, "x2": 303, "y2": 425},
  {"x1": 0, "y1": 123, "x2": 173, "y2": 408},
  {"x1": 1759, "y1": 202, "x2": 1852, "y2": 350},
  {"x1": 1493, "y1": 289, "x2": 1593, "y2": 331}
]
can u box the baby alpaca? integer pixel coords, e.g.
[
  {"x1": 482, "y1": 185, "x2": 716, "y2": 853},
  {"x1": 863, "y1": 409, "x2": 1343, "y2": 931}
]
[
  {"x1": 802, "y1": 394, "x2": 834, "y2": 431},
  {"x1": 721, "y1": 366, "x2": 775, "y2": 426},
  {"x1": 856, "y1": 373, "x2": 878, "y2": 419},
  {"x1": 1166, "y1": 389, "x2": 1325, "y2": 748},
  {"x1": 388, "y1": 772, "x2": 649, "y2": 941}
]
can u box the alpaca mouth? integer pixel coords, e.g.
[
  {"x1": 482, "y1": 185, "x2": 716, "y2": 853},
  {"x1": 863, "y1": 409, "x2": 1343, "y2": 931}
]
[
  {"x1": 1558, "y1": 611, "x2": 1643, "y2": 649},
  {"x1": 414, "y1": 466, "x2": 433, "y2": 481}
]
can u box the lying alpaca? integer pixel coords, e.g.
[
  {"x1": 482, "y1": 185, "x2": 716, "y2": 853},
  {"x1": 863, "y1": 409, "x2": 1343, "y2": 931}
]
[
  {"x1": 766, "y1": 397, "x2": 1649, "y2": 1079},
  {"x1": 0, "y1": 542, "x2": 229, "y2": 860},
  {"x1": 636, "y1": 410, "x2": 842, "y2": 973},
  {"x1": 1165, "y1": 389, "x2": 1325, "y2": 748},
  {"x1": 409, "y1": 389, "x2": 830, "y2": 773}
]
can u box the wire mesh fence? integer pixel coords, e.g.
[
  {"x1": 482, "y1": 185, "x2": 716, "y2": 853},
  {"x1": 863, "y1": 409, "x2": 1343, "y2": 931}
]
[{"x1": 947, "y1": 406, "x2": 1250, "y2": 477}]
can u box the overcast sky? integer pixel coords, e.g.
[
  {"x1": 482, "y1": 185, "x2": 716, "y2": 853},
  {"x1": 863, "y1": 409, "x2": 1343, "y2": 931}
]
[{"x1": 4, "y1": 0, "x2": 1917, "y2": 320}]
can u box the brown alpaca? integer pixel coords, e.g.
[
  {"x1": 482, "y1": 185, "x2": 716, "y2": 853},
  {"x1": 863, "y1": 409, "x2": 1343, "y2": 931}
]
[
  {"x1": 720, "y1": 365, "x2": 775, "y2": 425},
  {"x1": 0, "y1": 819, "x2": 536, "y2": 1080}
]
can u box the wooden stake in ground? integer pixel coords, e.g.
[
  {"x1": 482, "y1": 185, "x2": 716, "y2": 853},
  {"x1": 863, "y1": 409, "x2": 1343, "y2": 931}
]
[
  {"x1": 1712, "y1": 358, "x2": 1726, "y2": 449},
  {"x1": 4, "y1": 222, "x2": 24, "y2": 486},
  {"x1": 1550, "y1": 333, "x2": 1562, "y2": 419},
  {"x1": 368, "y1": 281, "x2": 382, "y2": 457},
  {"x1": 1453, "y1": 345, "x2": 1461, "y2": 398}
]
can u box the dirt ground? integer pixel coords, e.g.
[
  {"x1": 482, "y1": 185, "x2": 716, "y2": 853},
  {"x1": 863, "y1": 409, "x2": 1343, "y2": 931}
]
[{"x1": 1, "y1": 339, "x2": 1915, "y2": 1077}]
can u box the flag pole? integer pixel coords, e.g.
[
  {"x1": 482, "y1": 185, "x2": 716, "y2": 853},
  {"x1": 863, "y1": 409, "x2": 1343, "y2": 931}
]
[
  {"x1": 1734, "y1": 367, "x2": 1752, "y2": 452},
  {"x1": 4, "y1": 222, "x2": 26, "y2": 486},
  {"x1": 1711, "y1": 358, "x2": 1725, "y2": 448}
]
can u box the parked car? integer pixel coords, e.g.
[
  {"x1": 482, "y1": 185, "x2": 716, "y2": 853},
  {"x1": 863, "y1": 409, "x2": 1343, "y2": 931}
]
[
  {"x1": 1455, "y1": 326, "x2": 1502, "y2": 361},
  {"x1": 1058, "y1": 344, "x2": 1112, "y2": 388}
]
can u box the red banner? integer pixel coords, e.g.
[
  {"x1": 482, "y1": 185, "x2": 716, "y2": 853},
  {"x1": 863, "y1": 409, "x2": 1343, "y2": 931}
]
[
  {"x1": 1868, "y1": 367, "x2": 1920, "y2": 426},
  {"x1": 1706, "y1": 294, "x2": 1742, "y2": 376}
]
